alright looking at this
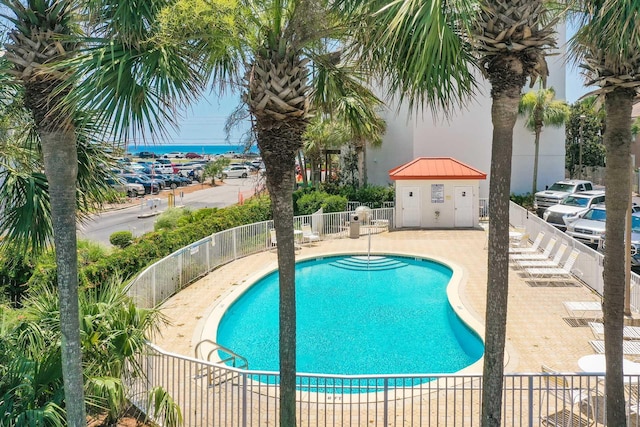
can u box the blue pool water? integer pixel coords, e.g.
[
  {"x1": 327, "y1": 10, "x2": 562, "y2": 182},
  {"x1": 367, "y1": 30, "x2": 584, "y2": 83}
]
[{"x1": 216, "y1": 255, "x2": 484, "y2": 376}]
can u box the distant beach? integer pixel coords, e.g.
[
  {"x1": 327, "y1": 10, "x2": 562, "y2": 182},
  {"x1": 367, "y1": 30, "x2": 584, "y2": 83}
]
[{"x1": 127, "y1": 144, "x2": 258, "y2": 157}]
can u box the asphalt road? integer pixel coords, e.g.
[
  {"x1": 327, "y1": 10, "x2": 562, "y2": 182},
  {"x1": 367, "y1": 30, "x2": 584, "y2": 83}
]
[{"x1": 77, "y1": 176, "x2": 260, "y2": 245}]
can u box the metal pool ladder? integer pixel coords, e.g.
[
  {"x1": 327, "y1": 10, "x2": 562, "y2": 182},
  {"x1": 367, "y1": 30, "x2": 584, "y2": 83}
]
[{"x1": 194, "y1": 339, "x2": 248, "y2": 387}]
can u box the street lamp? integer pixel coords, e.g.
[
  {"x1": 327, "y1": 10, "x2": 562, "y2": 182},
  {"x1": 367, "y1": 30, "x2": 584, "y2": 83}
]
[{"x1": 578, "y1": 114, "x2": 586, "y2": 180}]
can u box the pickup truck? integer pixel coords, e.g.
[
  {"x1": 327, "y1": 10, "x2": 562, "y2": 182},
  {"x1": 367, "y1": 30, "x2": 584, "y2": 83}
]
[
  {"x1": 534, "y1": 179, "x2": 594, "y2": 216},
  {"x1": 542, "y1": 190, "x2": 605, "y2": 230}
]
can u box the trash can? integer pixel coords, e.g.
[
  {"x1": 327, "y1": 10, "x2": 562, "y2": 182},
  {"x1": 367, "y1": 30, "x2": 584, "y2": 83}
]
[{"x1": 349, "y1": 214, "x2": 360, "y2": 239}]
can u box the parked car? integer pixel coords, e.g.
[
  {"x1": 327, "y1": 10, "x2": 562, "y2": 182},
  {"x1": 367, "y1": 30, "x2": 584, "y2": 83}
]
[
  {"x1": 565, "y1": 205, "x2": 607, "y2": 247},
  {"x1": 121, "y1": 174, "x2": 160, "y2": 194},
  {"x1": 136, "y1": 151, "x2": 158, "y2": 158},
  {"x1": 153, "y1": 174, "x2": 189, "y2": 189},
  {"x1": 219, "y1": 165, "x2": 252, "y2": 179},
  {"x1": 599, "y1": 211, "x2": 640, "y2": 269},
  {"x1": 568, "y1": 204, "x2": 640, "y2": 248},
  {"x1": 534, "y1": 179, "x2": 594, "y2": 216},
  {"x1": 163, "y1": 152, "x2": 185, "y2": 159},
  {"x1": 106, "y1": 177, "x2": 145, "y2": 198},
  {"x1": 542, "y1": 190, "x2": 605, "y2": 230},
  {"x1": 185, "y1": 152, "x2": 203, "y2": 159}
]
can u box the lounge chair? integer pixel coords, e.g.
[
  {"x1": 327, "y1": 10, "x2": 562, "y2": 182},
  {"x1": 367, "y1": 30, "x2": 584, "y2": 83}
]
[
  {"x1": 301, "y1": 223, "x2": 320, "y2": 245},
  {"x1": 510, "y1": 237, "x2": 557, "y2": 261},
  {"x1": 589, "y1": 322, "x2": 640, "y2": 340},
  {"x1": 509, "y1": 231, "x2": 545, "y2": 253},
  {"x1": 524, "y1": 248, "x2": 580, "y2": 278},
  {"x1": 590, "y1": 340, "x2": 640, "y2": 356},
  {"x1": 563, "y1": 301, "x2": 602, "y2": 320},
  {"x1": 516, "y1": 243, "x2": 567, "y2": 269},
  {"x1": 540, "y1": 365, "x2": 594, "y2": 427}
]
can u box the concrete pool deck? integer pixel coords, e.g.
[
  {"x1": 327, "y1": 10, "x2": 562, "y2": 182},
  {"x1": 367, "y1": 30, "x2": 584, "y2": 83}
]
[{"x1": 153, "y1": 228, "x2": 602, "y2": 373}]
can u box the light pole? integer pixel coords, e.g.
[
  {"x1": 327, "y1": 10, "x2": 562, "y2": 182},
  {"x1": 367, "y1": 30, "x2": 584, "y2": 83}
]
[{"x1": 578, "y1": 114, "x2": 586, "y2": 180}]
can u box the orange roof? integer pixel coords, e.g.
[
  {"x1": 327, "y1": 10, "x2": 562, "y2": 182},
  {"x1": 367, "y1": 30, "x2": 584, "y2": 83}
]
[{"x1": 389, "y1": 157, "x2": 487, "y2": 180}]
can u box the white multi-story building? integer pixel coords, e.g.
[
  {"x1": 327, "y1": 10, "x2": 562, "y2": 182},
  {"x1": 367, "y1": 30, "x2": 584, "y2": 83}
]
[{"x1": 366, "y1": 25, "x2": 568, "y2": 198}]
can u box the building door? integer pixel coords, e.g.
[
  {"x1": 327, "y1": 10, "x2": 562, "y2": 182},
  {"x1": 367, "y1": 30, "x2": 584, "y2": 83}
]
[
  {"x1": 454, "y1": 186, "x2": 473, "y2": 227},
  {"x1": 402, "y1": 187, "x2": 421, "y2": 227}
]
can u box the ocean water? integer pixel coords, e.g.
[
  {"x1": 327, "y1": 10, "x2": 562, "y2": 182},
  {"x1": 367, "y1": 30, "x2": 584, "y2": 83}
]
[{"x1": 127, "y1": 144, "x2": 258, "y2": 157}]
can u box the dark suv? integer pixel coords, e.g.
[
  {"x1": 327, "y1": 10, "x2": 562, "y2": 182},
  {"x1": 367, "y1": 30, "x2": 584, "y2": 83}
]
[{"x1": 121, "y1": 174, "x2": 160, "y2": 194}]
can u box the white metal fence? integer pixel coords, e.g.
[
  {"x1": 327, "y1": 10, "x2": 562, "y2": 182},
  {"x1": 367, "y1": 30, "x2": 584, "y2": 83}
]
[
  {"x1": 127, "y1": 208, "x2": 395, "y2": 308},
  {"x1": 128, "y1": 343, "x2": 640, "y2": 427},
  {"x1": 509, "y1": 202, "x2": 640, "y2": 313}
]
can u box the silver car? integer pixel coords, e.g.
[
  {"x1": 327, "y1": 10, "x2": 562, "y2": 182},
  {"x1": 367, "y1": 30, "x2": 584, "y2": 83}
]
[
  {"x1": 565, "y1": 205, "x2": 607, "y2": 247},
  {"x1": 220, "y1": 165, "x2": 252, "y2": 179}
]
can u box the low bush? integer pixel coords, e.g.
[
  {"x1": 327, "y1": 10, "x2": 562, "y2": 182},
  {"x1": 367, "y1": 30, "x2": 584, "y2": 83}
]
[
  {"x1": 510, "y1": 193, "x2": 534, "y2": 210},
  {"x1": 296, "y1": 190, "x2": 348, "y2": 214},
  {"x1": 110, "y1": 231, "x2": 134, "y2": 249}
]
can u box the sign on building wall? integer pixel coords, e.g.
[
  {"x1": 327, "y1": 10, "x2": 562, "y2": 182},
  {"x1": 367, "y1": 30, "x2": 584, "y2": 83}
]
[{"x1": 431, "y1": 184, "x2": 444, "y2": 203}]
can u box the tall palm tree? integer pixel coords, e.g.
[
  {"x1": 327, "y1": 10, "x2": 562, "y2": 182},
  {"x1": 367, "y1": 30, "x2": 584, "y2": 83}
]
[
  {"x1": 518, "y1": 87, "x2": 570, "y2": 194},
  {"x1": 156, "y1": 1, "x2": 384, "y2": 423},
  {"x1": 569, "y1": 2, "x2": 640, "y2": 425},
  {"x1": 1, "y1": 0, "x2": 208, "y2": 424},
  {"x1": 337, "y1": 1, "x2": 558, "y2": 425}
]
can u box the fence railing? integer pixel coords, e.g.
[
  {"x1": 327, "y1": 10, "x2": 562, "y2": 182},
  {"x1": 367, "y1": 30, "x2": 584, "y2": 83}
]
[
  {"x1": 127, "y1": 207, "x2": 395, "y2": 308},
  {"x1": 128, "y1": 343, "x2": 638, "y2": 427},
  {"x1": 509, "y1": 202, "x2": 640, "y2": 313}
]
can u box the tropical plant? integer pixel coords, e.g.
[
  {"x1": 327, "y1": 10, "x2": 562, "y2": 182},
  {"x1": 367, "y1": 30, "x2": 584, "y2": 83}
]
[
  {"x1": 203, "y1": 157, "x2": 230, "y2": 184},
  {"x1": 1, "y1": 0, "x2": 210, "y2": 424},
  {"x1": 518, "y1": 87, "x2": 570, "y2": 193},
  {"x1": 569, "y1": 2, "x2": 640, "y2": 425},
  {"x1": 564, "y1": 97, "x2": 606, "y2": 178},
  {"x1": 155, "y1": 2, "x2": 384, "y2": 423},
  {"x1": 110, "y1": 231, "x2": 134, "y2": 249},
  {"x1": 337, "y1": 1, "x2": 559, "y2": 425}
]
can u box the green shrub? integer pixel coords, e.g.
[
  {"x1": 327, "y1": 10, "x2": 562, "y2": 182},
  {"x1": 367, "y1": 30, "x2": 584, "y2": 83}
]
[
  {"x1": 339, "y1": 185, "x2": 395, "y2": 207},
  {"x1": 109, "y1": 231, "x2": 134, "y2": 249},
  {"x1": 510, "y1": 193, "x2": 534, "y2": 210},
  {"x1": 296, "y1": 190, "x2": 347, "y2": 214},
  {"x1": 155, "y1": 207, "x2": 192, "y2": 231}
]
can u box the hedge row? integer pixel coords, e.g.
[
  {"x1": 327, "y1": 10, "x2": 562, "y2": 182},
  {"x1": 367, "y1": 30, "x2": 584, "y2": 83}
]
[{"x1": 26, "y1": 196, "x2": 273, "y2": 290}]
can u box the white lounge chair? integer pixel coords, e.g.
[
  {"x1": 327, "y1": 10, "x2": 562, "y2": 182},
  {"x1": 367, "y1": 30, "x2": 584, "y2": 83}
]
[
  {"x1": 589, "y1": 322, "x2": 640, "y2": 340},
  {"x1": 525, "y1": 249, "x2": 580, "y2": 278},
  {"x1": 515, "y1": 243, "x2": 567, "y2": 269},
  {"x1": 301, "y1": 224, "x2": 320, "y2": 245},
  {"x1": 509, "y1": 231, "x2": 545, "y2": 253},
  {"x1": 510, "y1": 237, "x2": 557, "y2": 261},
  {"x1": 590, "y1": 340, "x2": 640, "y2": 356},
  {"x1": 563, "y1": 301, "x2": 602, "y2": 320}
]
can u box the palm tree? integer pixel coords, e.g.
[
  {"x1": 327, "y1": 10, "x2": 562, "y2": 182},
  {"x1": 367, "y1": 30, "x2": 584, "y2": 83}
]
[
  {"x1": 1, "y1": 0, "x2": 208, "y2": 424},
  {"x1": 156, "y1": 2, "x2": 386, "y2": 423},
  {"x1": 569, "y1": 2, "x2": 640, "y2": 425},
  {"x1": 337, "y1": 1, "x2": 558, "y2": 425},
  {"x1": 518, "y1": 87, "x2": 570, "y2": 194}
]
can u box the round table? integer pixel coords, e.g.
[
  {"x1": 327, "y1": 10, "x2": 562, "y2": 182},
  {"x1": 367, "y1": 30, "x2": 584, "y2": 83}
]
[{"x1": 578, "y1": 354, "x2": 640, "y2": 376}]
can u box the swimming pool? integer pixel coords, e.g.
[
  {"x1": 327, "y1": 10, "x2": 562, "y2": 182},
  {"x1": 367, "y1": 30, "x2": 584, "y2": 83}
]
[{"x1": 215, "y1": 255, "x2": 484, "y2": 376}]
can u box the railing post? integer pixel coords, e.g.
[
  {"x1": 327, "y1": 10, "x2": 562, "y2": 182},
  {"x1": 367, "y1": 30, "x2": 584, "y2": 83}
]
[
  {"x1": 233, "y1": 227, "x2": 238, "y2": 260},
  {"x1": 383, "y1": 378, "x2": 389, "y2": 426},
  {"x1": 242, "y1": 371, "x2": 248, "y2": 427},
  {"x1": 528, "y1": 375, "x2": 534, "y2": 427}
]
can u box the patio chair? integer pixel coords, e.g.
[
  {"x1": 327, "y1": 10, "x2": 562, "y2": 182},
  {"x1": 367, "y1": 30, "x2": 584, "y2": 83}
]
[
  {"x1": 588, "y1": 322, "x2": 640, "y2": 340},
  {"x1": 540, "y1": 365, "x2": 594, "y2": 427},
  {"x1": 515, "y1": 243, "x2": 567, "y2": 269},
  {"x1": 269, "y1": 228, "x2": 277, "y2": 248},
  {"x1": 301, "y1": 223, "x2": 320, "y2": 245},
  {"x1": 509, "y1": 231, "x2": 545, "y2": 253},
  {"x1": 524, "y1": 248, "x2": 580, "y2": 278},
  {"x1": 510, "y1": 237, "x2": 557, "y2": 261},
  {"x1": 590, "y1": 340, "x2": 640, "y2": 357}
]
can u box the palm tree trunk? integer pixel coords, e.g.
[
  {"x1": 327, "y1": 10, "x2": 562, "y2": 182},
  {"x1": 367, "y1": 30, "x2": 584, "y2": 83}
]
[
  {"x1": 532, "y1": 130, "x2": 541, "y2": 194},
  {"x1": 40, "y1": 131, "x2": 86, "y2": 427},
  {"x1": 258, "y1": 126, "x2": 301, "y2": 427},
  {"x1": 482, "y1": 90, "x2": 519, "y2": 427},
  {"x1": 603, "y1": 88, "x2": 634, "y2": 427}
]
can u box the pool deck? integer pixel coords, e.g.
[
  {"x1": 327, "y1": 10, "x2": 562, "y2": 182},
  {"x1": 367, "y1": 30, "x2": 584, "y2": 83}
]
[{"x1": 153, "y1": 227, "x2": 603, "y2": 373}]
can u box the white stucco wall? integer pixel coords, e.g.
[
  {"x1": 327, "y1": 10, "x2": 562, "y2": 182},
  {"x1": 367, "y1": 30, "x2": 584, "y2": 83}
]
[
  {"x1": 367, "y1": 23, "x2": 568, "y2": 199},
  {"x1": 394, "y1": 179, "x2": 481, "y2": 228}
]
